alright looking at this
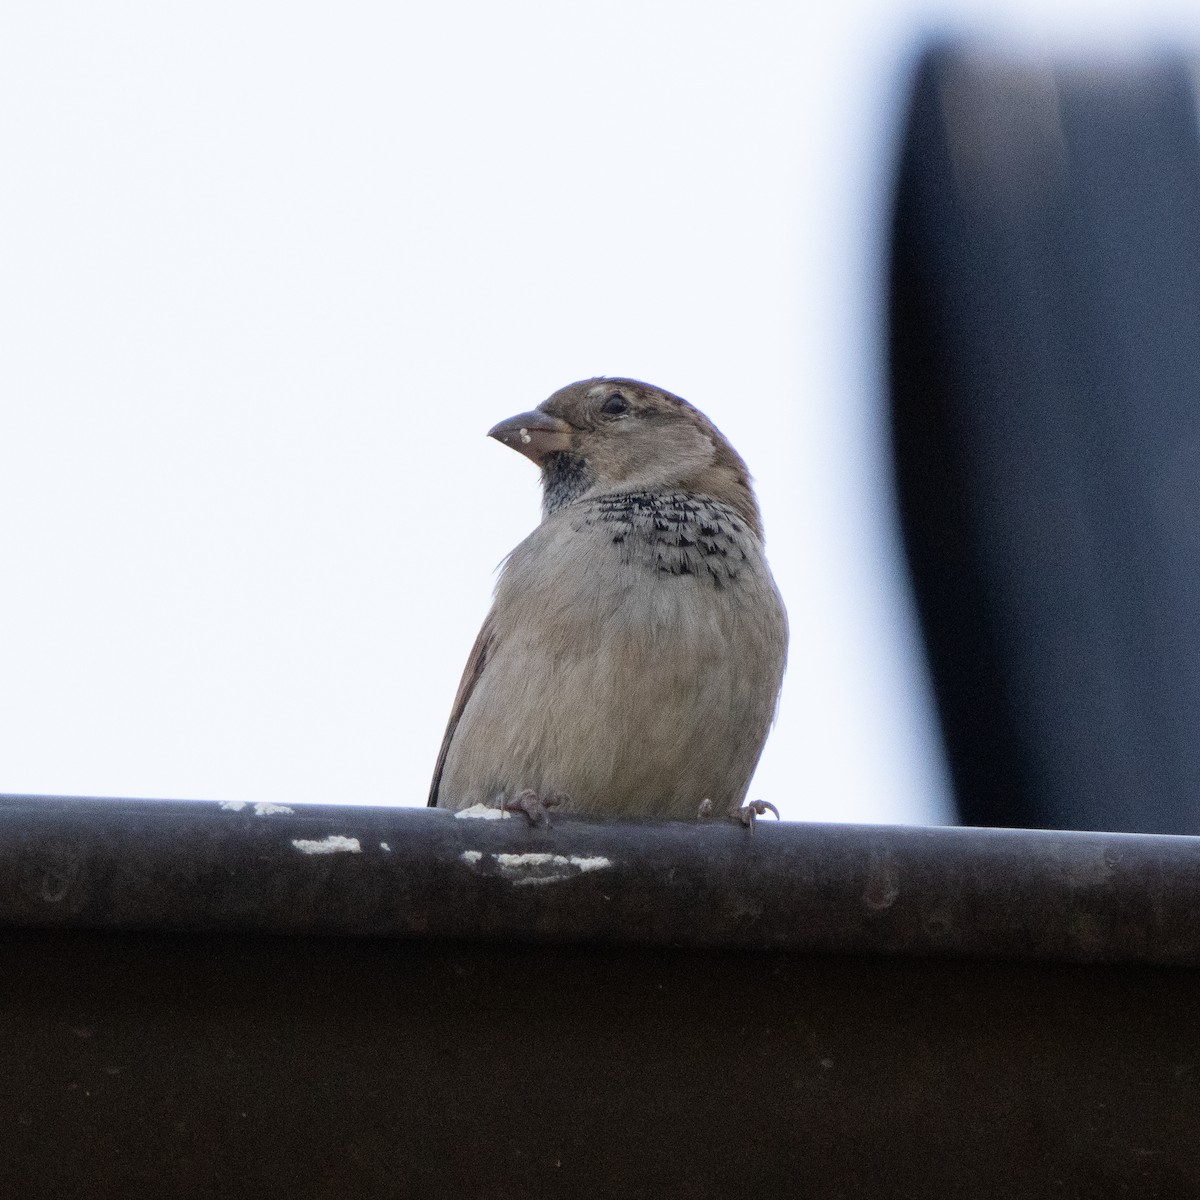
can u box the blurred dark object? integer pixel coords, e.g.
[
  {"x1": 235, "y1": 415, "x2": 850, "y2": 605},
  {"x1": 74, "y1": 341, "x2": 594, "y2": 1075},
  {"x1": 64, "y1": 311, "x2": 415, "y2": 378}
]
[{"x1": 890, "y1": 46, "x2": 1200, "y2": 833}]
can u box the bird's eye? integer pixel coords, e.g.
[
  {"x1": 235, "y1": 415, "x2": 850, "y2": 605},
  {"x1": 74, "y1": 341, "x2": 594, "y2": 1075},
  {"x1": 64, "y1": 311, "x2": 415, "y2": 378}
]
[{"x1": 601, "y1": 393, "x2": 629, "y2": 416}]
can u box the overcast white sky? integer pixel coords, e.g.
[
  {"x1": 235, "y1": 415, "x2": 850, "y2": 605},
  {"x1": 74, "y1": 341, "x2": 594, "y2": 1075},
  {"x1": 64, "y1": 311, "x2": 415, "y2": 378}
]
[{"x1": 1, "y1": 1, "x2": 1196, "y2": 823}]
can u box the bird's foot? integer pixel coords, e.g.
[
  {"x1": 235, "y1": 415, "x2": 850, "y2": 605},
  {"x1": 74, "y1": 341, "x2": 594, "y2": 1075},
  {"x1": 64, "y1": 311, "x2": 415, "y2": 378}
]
[
  {"x1": 733, "y1": 799, "x2": 780, "y2": 828},
  {"x1": 502, "y1": 789, "x2": 568, "y2": 827},
  {"x1": 696, "y1": 797, "x2": 779, "y2": 827}
]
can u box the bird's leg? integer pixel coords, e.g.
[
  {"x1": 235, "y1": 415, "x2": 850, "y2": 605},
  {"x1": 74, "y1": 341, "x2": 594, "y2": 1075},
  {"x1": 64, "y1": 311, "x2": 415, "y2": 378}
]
[
  {"x1": 502, "y1": 789, "x2": 568, "y2": 827},
  {"x1": 698, "y1": 797, "x2": 778, "y2": 826},
  {"x1": 732, "y1": 799, "x2": 780, "y2": 828}
]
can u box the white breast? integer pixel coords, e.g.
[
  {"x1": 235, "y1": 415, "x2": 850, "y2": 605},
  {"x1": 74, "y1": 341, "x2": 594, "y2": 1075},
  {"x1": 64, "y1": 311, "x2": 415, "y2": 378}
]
[{"x1": 439, "y1": 492, "x2": 788, "y2": 819}]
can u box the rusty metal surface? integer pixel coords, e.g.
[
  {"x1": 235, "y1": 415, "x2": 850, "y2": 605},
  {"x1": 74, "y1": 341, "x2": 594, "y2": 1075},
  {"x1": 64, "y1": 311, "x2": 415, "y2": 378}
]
[{"x1": 2, "y1": 793, "x2": 1200, "y2": 965}]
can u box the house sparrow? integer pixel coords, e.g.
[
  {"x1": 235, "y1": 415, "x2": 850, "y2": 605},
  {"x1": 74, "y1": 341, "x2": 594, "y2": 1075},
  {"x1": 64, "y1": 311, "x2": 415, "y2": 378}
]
[{"x1": 428, "y1": 377, "x2": 788, "y2": 823}]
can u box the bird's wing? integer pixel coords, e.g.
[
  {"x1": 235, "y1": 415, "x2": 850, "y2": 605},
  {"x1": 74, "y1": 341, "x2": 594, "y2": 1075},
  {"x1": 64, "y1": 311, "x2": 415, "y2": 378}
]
[{"x1": 427, "y1": 610, "x2": 497, "y2": 806}]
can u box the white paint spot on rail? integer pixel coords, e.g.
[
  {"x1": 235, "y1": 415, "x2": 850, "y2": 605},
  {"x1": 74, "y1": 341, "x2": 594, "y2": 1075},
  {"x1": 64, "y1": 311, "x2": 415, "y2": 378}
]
[
  {"x1": 459, "y1": 850, "x2": 614, "y2": 885},
  {"x1": 291, "y1": 835, "x2": 362, "y2": 855},
  {"x1": 454, "y1": 804, "x2": 511, "y2": 820}
]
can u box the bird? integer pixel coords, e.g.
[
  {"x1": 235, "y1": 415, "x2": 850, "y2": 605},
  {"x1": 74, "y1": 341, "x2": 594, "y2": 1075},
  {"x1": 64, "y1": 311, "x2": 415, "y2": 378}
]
[{"x1": 427, "y1": 377, "x2": 788, "y2": 824}]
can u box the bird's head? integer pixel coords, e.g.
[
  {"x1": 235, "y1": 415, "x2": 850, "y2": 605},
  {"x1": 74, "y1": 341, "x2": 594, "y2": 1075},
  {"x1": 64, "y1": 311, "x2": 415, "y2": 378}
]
[{"x1": 488, "y1": 377, "x2": 763, "y2": 538}]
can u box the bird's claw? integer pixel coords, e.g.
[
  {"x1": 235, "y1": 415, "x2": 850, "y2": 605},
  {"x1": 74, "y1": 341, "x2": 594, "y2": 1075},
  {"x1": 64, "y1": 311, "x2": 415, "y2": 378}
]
[
  {"x1": 502, "y1": 789, "x2": 567, "y2": 827},
  {"x1": 697, "y1": 797, "x2": 779, "y2": 827},
  {"x1": 734, "y1": 799, "x2": 780, "y2": 828}
]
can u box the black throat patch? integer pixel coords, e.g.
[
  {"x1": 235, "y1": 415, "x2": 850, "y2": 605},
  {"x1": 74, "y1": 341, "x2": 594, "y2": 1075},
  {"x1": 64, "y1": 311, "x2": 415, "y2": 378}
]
[{"x1": 541, "y1": 453, "x2": 593, "y2": 516}]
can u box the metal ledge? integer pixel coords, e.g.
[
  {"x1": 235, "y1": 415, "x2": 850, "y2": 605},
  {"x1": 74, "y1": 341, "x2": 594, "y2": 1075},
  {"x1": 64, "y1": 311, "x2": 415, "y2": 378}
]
[
  {"x1": 4, "y1": 793, "x2": 1200, "y2": 964},
  {"x1": 4, "y1": 794, "x2": 1200, "y2": 1196}
]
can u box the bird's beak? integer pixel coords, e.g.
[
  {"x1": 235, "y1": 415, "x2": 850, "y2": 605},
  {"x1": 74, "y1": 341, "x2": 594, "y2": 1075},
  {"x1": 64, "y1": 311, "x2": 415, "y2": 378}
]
[{"x1": 487, "y1": 410, "x2": 574, "y2": 466}]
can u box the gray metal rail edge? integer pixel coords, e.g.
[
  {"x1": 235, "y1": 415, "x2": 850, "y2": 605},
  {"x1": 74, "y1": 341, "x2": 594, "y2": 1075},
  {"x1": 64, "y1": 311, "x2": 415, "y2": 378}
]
[{"x1": 2, "y1": 793, "x2": 1198, "y2": 964}]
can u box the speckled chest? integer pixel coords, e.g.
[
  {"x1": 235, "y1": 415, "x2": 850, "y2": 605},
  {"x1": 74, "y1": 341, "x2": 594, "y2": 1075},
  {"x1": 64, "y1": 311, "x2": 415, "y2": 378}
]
[{"x1": 572, "y1": 491, "x2": 752, "y2": 588}]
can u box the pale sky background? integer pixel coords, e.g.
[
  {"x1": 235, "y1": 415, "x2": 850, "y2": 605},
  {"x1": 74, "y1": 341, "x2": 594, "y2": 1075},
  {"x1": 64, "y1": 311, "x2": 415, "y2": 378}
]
[{"x1": 1, "y1": 1, "x2": 1196, "y2": 823}]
